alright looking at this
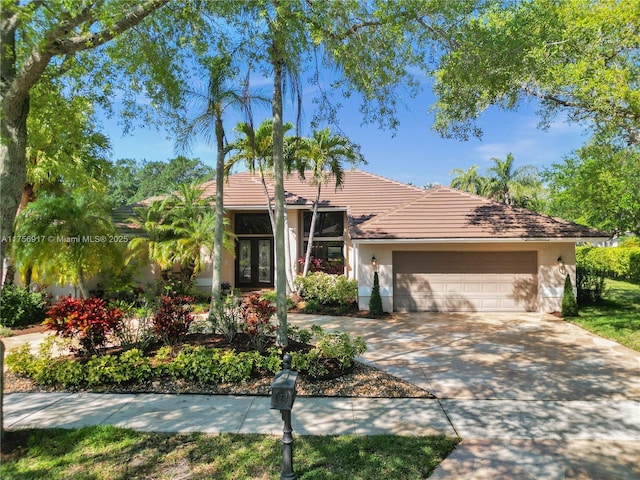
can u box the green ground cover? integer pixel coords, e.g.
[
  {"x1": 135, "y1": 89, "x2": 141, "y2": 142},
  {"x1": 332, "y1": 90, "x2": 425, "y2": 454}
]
[
  {"x1": 572, "y1": 279, "x2": 640, "y2": 352},
  {"x1": 1, "y1": 426, "x2": 458, "y2": 480}
]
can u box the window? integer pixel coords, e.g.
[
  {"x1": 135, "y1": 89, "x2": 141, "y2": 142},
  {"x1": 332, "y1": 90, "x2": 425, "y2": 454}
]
[
  {"x1": 301, "y1": 211, "x2": 345, "y2": 274},
  {"x1": 303, "y1": 211, "x2": 344, "y2": 237},
  {"x1": 235, "y1": 213, "x2": 272, "y2": 235}
]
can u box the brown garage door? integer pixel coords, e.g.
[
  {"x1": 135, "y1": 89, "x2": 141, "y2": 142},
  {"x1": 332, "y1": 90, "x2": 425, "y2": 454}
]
[{"x1": 393, "y1": 251, "x2": 538, "y2": 312}]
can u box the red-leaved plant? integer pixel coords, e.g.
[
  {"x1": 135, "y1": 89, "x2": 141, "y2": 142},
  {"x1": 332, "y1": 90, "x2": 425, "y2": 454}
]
[
  {"x1": 44, "y1": 296, "x2": 123, "y2": 356},
  {"x1": 241, "y1": 294, "x2": 276, "y2": 352},
  {"x1": 152, "y1": 295, "x2": 194, "y2": 346}
]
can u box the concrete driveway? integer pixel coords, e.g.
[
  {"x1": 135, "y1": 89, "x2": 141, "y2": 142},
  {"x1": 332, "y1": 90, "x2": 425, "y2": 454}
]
[{"x1": 289, "y1": 312, "x2": 640, "y2": 479}]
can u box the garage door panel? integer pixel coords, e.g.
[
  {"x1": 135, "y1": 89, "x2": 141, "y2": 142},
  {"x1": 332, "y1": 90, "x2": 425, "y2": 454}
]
[{"x1": 393, "y1": 251, "x2": 538, "y2": 312}]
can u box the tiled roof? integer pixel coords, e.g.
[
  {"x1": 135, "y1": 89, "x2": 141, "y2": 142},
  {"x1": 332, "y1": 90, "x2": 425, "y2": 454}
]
[
  {"x1": 118, "y1": 170, "x2": 609, "y2": 241},
  {"x1": 353, "y1": 186, "x2": 608, "y2": 240}
]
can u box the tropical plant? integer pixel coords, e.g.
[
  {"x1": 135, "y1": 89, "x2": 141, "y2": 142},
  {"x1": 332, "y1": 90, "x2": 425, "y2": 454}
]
[
  {"x1": 176, "y1": 55, "x2": 267, "y2": 302},
  {"x1": 241, "y1": 294, "x2": 277, "y2": 352},
  {"x1": 44, "y1": 296, "x2": 124, "y2": 356},
  {"x1": 226, "y1": 119, "x2": 297, "y2": 292},
  {"x1": 152, "y1": 295, "x2": 195, "y2": 347},
  {"x1": 449, "y1": 165, "x2": 489, "y2": 197},
  {"x1": 127, "y1": 182, "x2": 233, "y2": 289},
  {"x1": 449, "y1": 155, "x2": 541, "y2": 209},
  {"x1": 12, "y1": 190, "x2": 122, "y2": 298},
  {"x1": 485, "y1": 154, "x2": 540, "y2": 207},
  {"x1": 1, "y1": 0, "x2": 194, "y2": 292},
  {"x1": 295, "y1": 127, "x2": 364, "y2": 279}
]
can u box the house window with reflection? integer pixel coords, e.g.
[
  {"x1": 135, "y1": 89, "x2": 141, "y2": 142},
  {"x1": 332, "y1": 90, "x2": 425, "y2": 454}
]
[{"x1": 301, "y1": 210, "x2": 345, "y2": 274}]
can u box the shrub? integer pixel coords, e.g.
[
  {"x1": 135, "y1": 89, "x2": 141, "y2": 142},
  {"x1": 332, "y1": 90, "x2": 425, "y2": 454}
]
[
  {"x1": 152, "y1": 295, "x2": 194, "y2": 346},
  {"x1": 44, "y1": 296, "x2": 123, "y2": 356},
  {"x1": 312, "y1": 324, "x2": 367, "y2": 369},
  {"x1": 241, "y1": 294, "x2": 276, "y2": 352},
  {"x1": 290, "y1": 350, "x2": 329, "y2": 378},
  {"x1": 86, "y1": 349, "x2": 152, "y2": 386},
  {"x1": 561, "y1": 274, "x2": 579, "y2": 317},
  {"x1": 576, "y1": 246, "x2": 640, "y2": 281},
  {"x1": 255, "y1": 347, "x2": 283, "y2": 375},
  {"x1": 287, "y1": 325, "x2": 313, "y2": 344},
  {"x1": 294, "y1": 272, "x2": 357, "y2": 306},
  {"x1": 303, "y1": 298, "x2": 322, "y2": 313},
  {"x1": 166, "y1": 346, "x2": 259, "y2": 384},
  {"x1": 369, "y1": 271, "x2": 384, "y2": 316},
  {"x1": 576, "y1": 266, "x2": 607, "y2": 305},
  {"x1": 5, "y1": 344, "x2": 36, "y2": 377},
  {"x1": 0, "y1": 285, "x2": 48, "y2": 328},
  {"x1": 209, "y1": 294, "x2": 243, "y2": 342},
  {"x1": 260, "y1": 290, "x2": 295, "y2": 310},
  {"x1": 5, "y1": 336, "x2": 84, "y2": 387}
]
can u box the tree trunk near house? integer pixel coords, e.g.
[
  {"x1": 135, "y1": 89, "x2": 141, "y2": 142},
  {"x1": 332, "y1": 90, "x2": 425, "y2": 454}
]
[
  {"x1": 300, "y1": 184, "x2": 322, "y2": 282},
  {"x1": 271, "y1": 47, "x2": 288, "y2": 347},
  {"x1": 211, "y1": 117, "x2": 225, "y2": 303}
]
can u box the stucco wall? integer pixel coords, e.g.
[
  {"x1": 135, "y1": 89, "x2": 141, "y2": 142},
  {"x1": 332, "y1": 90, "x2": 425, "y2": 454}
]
[{"x1": 355, "y1": 242, "x2": 576, "y2": 313}]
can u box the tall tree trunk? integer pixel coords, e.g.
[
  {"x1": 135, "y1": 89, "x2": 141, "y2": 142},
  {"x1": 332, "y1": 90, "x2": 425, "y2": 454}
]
[
  {"x1": 1, "y1": 18, "x2": 27, "y2": 288},
  {"x1": 282, "y1": 207, "x2": 295, "y2": 293},
  {"x1": 301, "y1": 184, "x2": 322, "y2": 281},
  {"x1": 272, "y1": 48, "x2": 288, "y2": 347},
  {"x1": 0, "y1": 97, "x2": 29, "y2": 288},
  {"x1": 210, "y1": 116, "x2": 225, "y2": 305}
]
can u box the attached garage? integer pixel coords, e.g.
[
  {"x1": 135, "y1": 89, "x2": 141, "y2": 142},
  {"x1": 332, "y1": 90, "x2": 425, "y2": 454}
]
[{"x1": 393, "y1": 251, "x2": 538, "y2": 312}]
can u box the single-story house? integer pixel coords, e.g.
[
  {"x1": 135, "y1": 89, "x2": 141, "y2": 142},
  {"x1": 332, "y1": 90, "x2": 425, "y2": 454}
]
[{"x1": 132, "y1": 169, "x2": 610, "y2": 313}]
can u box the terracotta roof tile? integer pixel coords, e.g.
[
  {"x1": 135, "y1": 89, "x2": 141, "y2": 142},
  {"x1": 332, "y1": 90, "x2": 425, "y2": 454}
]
[
  {"x1": 354, "y1": 186, "x2": 609, "y2": 240},
  {"x1": 119, "y1": 171, "x2": 609, "y2": 241}
]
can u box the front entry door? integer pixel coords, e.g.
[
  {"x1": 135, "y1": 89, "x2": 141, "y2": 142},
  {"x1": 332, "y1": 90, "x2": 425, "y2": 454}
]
[{"x1": 236, "y1": 238, "x2": 274, "y2": 288}]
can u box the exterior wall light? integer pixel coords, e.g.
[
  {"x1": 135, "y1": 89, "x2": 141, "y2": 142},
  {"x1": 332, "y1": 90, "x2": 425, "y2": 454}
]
[
  {"x1": 371, "y1": 255, "x2": 378, "y2": 271},
  {"x1": 557, "y1": 256, "x2": 566, "y2": 275}
]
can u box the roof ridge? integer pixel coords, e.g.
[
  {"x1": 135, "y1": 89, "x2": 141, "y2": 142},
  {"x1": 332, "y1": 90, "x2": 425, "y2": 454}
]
[
  {"x1": 351, "y1": 169, "x2": 425, "y2": 193},
  {"x1": 357, "y1": 188, "x2": 432, "y2": 228}
]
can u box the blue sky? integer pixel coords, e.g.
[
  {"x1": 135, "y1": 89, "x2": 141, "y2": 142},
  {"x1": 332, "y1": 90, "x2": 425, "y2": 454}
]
[{"x1": 103, "y1": 79, "x2": 588, "y2": 187}]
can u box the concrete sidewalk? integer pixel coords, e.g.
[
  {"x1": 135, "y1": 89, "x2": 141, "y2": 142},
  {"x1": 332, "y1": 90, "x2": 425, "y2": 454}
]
[{"x1": 3, "y1": 392, "x2": 456, "y2": 437}]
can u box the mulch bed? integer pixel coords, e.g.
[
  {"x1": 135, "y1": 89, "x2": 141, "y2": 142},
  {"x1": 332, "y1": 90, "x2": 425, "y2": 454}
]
[{"x1": 2, "y1": 328, "x2": 433, "y2": 399}]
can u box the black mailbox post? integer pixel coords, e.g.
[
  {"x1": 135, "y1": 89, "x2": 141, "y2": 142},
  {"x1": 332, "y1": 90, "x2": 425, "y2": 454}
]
[{"x1": 270, "y1": 354, "x2": 298, "y2": 480}]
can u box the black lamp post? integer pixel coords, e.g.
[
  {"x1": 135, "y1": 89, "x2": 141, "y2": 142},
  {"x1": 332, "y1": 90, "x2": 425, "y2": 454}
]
[{"x1": 270, "y1": 354, "x2": 298, "y2": 480}]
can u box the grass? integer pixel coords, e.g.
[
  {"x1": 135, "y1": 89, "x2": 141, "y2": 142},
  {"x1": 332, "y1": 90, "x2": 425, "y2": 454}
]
[
  {"x1": 572, "y1": 278, "x2": 640, "y2": 352},
  {"x1": 1, "y1": 426, "x2": 459, "y2": 480}
]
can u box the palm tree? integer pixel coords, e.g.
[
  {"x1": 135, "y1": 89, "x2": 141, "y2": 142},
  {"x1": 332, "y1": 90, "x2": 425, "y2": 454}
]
[
  {"x1": 127, "y1": 199, "x2": 174, "y2": 273},
  {"x1": 13, "y1": 190, "x2": 120, "y2": 298},
  {"x1": 486, "y1": 153, "x2": 540, "y2": 207},
  {"x1": 449, "y1": 165, "x2": 488, "y2": 196},
  {"x1": 295, "y1": 128, "x2": 364, "y2": 278},
  {"x1": 128, "y1": 183, "x2": 233, "y2": 291},
  {"x1": 176, "y1": 55, "x2": 267, "y2": 302},
  {"x1": 226, "y1": 119, "x2": 297, "y2": 292},
  {"x1": 163, "y1": 183, "x2": 233, "y2": 286}
]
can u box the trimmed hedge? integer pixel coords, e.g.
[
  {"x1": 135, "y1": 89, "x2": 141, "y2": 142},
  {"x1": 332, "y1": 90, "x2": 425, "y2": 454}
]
[{"x1": 576, "y1": 246, "x2": 640, "y2": 281}]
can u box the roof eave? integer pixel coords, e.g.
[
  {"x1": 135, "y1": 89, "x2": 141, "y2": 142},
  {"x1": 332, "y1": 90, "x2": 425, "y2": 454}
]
[{"x1": 352, "y1": 236, "x2": 612, "y2": 245}]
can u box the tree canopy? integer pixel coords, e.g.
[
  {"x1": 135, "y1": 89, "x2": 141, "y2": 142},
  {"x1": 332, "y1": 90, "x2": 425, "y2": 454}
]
[
  {"x1": 432, "y1": 0, "x2": 640, "y2": 144},
  {"x1": 107, "y1": 156, "x2": 214, "y2": 206},
  {"x1": 545, "y1": 137, "x2": 640, "y2": 235}
]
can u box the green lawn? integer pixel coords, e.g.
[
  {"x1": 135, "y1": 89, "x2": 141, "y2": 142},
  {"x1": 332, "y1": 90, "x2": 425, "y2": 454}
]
[
  {"x1": 1, "y1": 426, "x2": 459, "y2": 480},
  {"x1": 572, "y1": 279, "x2": 640, "y2": 352}
]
